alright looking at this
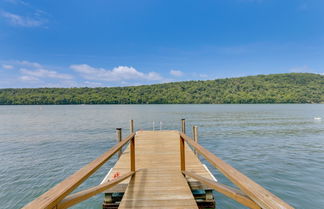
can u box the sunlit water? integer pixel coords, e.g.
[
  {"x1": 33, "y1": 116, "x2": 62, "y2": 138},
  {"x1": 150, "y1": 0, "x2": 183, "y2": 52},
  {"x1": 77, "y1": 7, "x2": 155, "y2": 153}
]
[{"x1": 0, "y1": 104, "x2": 323, "y2": 209}]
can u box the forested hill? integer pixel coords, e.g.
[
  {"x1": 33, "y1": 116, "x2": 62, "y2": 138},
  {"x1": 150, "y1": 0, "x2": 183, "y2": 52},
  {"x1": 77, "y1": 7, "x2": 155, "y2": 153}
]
[{"x1": 0, "y1": 73, "x2": 323, "y2": 104}]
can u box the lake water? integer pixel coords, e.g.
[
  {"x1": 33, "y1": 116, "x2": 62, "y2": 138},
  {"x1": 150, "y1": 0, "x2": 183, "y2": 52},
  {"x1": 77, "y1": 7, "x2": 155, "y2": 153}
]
[{"x1": 0, "y1": 104, "x2": 323, "y2": 209}]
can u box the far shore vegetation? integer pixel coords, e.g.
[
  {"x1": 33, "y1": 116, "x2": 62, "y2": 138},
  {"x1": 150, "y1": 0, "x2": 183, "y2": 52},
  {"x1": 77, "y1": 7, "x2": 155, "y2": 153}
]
[{"x1": 0, "y1": 73, "x2": 323, "y2": 105}]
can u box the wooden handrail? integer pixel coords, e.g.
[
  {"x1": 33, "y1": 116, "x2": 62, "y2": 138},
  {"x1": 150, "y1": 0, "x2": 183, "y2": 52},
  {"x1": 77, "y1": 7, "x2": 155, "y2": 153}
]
[
  {"x1": 23, "y1": 133, "x2": 135, "y2": 209},
  {"x1": 180, "y1": 132, "x2": 294, "y2": 209},
  {"x1": 57, "y1": 171, "x2": 135, "y2": 209},
  {"x1": 183, "y1": 171, "x2": 261, "y2": 209}
]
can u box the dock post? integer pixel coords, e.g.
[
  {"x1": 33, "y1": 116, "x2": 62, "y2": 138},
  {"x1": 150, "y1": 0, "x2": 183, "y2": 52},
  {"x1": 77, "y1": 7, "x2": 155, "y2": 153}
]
[
  {"x1": 130, "y1": 135, "x2": 135, "y2": 171},
  {"x1": 181, "y1": 119, "x2": 186, "y2": 134},
  {"x1": 130, "y1": 119, "x2": 134, "y2": 133},
  {"x1": 180, "y1": 136, "x2": 185, "y2": 171},
  {"x1": 116, "y1": 128, "x2": 122, "y2": 159},
  {"x1": 193, "y1": 126, "x2": 198, "y2": 156},
  {"x1": 192, "y1": 125, "x2": 195, "y2": 138}
]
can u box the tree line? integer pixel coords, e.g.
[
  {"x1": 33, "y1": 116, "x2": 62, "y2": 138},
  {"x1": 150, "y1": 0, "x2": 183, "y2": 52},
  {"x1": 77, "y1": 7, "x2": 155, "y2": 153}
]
[{"x1": 0, "y1": 73, "x2": 323, "y2": 105}]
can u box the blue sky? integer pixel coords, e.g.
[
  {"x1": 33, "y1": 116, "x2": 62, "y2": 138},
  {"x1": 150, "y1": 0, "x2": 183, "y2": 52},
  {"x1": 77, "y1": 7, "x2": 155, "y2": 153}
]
[{"x1": 0, "y1": 0, "x2": 323, "y2": 88}]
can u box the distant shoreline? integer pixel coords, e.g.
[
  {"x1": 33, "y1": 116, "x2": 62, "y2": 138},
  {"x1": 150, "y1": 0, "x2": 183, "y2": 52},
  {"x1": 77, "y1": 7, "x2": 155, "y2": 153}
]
[
  {"x1": 0, "y1": 103, "x2": 323, "y2": 105},
  {"x1": 1, "y1": 73, "x2": 323, "y2": 105}
]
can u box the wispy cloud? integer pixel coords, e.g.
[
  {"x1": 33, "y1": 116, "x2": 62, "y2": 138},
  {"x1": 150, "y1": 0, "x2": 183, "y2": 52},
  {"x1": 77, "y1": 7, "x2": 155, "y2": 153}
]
[
  {"x1": 289, "y1": 65, "x2": 324, "y2": 75},
  {"x1": 4, "y1": 60, "x2": 75, "y2": 85},
  {"x1": 289, "y1": 65, "x2": 314, "y2": 73},
  {"x1": 1, "y1": 10, "x2": 46, "y2": 27},
  {"x1": 3, "y1": 0, "x2": 28, "y2": 6},
  {"x1": 1, "y1": 0, "x2": 49, "y2": 28},
  {"x1": 71, "y1": 64, "x2": 164, "y2": 82},
  {"x1": 18, "y1": 60, "x2": 43, "y2": 68},
  {"x1": 1, "y1": 64, "x2": 14, "y2": 69},
  {"x1": 83, "y1": 81, "x2": 104, "y2": 87},
  {"x1": 199, "y1": 74, "x2": 209, "y2": 78},
  {"x1": 20, "y1": 68, "x2": 73, "y2": 80},
  {"x1": 19, "y1": 75, "x2": 39, "y2": 82},
  {"x1": 170, "y1": 70, "x2": 184, "y2": 77}
]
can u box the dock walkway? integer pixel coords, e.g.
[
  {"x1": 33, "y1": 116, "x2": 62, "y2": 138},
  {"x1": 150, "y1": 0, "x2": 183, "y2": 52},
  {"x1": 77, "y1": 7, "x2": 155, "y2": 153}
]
[
  {"x1": 23, "y1": 119, "x2": 294, "y2": 209},
  {"x1": 103, "y1": 130, "x2": 215, "y2": 209}
]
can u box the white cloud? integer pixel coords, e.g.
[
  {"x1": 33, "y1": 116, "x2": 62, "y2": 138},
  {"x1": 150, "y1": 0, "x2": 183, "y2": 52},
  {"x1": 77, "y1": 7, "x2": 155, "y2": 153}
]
[
  {"x1": 19, "y1": 75, "x2": 39, "y2": 82},
  {"x1": 289, "y1": 65, "x2": 324, "y2": 75},
  {"x1": 289, "y1": 65, "x2": 309, "y2": 73},
  {"x1": 20, "y1": 68, "x2": 73, "y2": 80},
  {"x1": 1, "y1": 11, "x2": 46, "y2": 27},
  {"x1": 2, "y1": 64, "x2": 14, "y2": 69},
  {"x1": 4, "y1": 0, "x2": 28, "y2": 5},
  {"x1": 2, "y1": 59, "x2": 179, "y2": 87},
  {"x1": 170, "y1": 70, "x2": 184, "y2": 77},
  {"x1": 71, "y1": 64, "x2": 164, "y2": 82},
  {"x1": 199, "y1": 74, "x2": 209, "y2": 78},
  {"x1": 18, "y1": 60, "x2": 43, "y2": 68},
  {"x1": 15, "y1": 60, "x2": 74, "y2": 81},
  {"x1": 84, "y1": 81, "x2": 104, "y2": 87}
]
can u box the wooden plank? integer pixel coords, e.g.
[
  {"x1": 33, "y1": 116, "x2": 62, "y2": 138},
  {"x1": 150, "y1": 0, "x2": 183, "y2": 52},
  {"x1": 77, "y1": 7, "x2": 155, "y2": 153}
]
[
  {"x1": 183, "y1": 171, "x2": 261, "y2": 209},
  {"x1": 22, "y1": 133, "x2": 135, "y2": 209},
  {"x1": 181, "y1": 132, "x2": 294, "y2": 209}
]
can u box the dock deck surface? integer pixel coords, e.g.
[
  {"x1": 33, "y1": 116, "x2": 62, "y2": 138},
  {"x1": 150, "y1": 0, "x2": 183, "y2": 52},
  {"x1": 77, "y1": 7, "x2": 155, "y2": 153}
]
[{"x1": 103, "y1": 130, "x2": 215, "y2": 209}]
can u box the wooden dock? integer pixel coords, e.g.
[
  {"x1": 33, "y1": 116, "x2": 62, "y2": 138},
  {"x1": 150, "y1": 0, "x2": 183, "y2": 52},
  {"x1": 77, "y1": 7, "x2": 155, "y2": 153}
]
[
  {"x1": 102, "y1": 130, "x2": 215, "y2": 209},
  {"x1": 22, "y1": 119, "x2": 294, "y2": 209}
]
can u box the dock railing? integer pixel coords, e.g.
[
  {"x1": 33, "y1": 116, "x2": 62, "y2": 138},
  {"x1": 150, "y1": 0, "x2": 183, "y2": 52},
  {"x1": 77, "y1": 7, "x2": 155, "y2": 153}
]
[
  {"x1": 23, "y1": 120, "x2": 136, "y2": 209},
  {"x1": 179, "y1": 131, "x2": 294, "y2": 209}
]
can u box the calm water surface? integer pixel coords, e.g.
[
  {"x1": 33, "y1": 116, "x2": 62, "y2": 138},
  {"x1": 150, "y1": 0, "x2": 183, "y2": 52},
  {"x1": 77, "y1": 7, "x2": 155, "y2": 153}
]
[{"x1": 0, "y1": 104, "x2": 323, "y2": 209}]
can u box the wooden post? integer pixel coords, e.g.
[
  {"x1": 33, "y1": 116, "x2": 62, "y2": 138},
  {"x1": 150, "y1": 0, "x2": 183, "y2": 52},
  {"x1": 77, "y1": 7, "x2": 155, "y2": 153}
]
[
  {"x1": 180, "y1": 136, "x2": 185, "y2": 171},
  {"x1": 193, "y1": 126, "x2": 198, "y2": 156},
  {"x1": 130, "y1": 120, "x2": 134, "y2": 133},
  {"x1": 130, "y1": 136, "x2": 135, "y2": 171},
  {"x1": 181, "y1": 119, "x2": 186, "y2": 134},
  {"x1": 116, "y1": 128, "x2": 122, "y2": 159},
  {"x1": 192, "y1": 125, "x2": 195, "y2": 138}
]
